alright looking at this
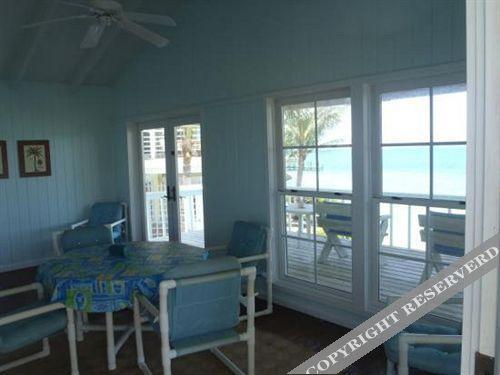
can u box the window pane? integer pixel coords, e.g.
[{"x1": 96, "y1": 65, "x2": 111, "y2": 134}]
[
  {"x1": 285, "y1": 195, "x2": 313, "y2": 239},
  {"x1": 318, "y1": 147, "x2": 352, "y2": 192},
  {"x1": 317, "y1": 98, "x2": 352, "y2": 146},
  {"x1": 382, "y1": 146, "x2": 430, "y2": 197},
  {"x1": 381, "y1": 88, "x2": 430, "y2": 144},
  {"x1": 433, "y1": 84, "x2": 467, "y2": 142},
  {"x1": 284, "y1": 149, "x2": 317, "y2": 190},
  {"x1": 315, "y1": 198, "x2": 352, "y2": 293},
  {"x1": 379, "y1": 255, "x2": 425, "y2": 301},
  {"x1": 379, "y1": 203, "x2": 426, "y2": 252},
  {"x1": 286, "y1": 237, "x2": 315, "y2": 282},
  {"x1": 282, "y1": 102, "x2": 315, "y2": 147},
  {"x1": 433, "y1": 145, "x2": 466, "y2": 200}
]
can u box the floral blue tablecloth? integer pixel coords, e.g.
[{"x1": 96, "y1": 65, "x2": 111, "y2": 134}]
[{"x1": 37, "y1": 242, "x2": 209, "y2": 312}]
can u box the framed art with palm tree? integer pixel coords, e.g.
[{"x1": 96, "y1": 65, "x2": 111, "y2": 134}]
[
  {"x1": 17, "y1": 140, "x2": 51, "y2": 177},
  {"x1": 0, "y1": 141, "x2": 8, "y2": 179}
]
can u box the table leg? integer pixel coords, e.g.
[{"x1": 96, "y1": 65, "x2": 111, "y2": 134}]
[
  {"x1": 66, "y1": 308, "x2": 80, "y2": 375},
  {"x1": 76, "y1": 311, "x2": 84, "y2": 342},
  {"x1": 105, "y1": 312, "x2": 116, "y2": 371}
]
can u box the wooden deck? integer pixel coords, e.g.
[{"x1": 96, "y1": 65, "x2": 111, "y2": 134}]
[
  {"x1": 181, "y1": 230, "x2": 462, "y2": 321},
  {"x1": 285, "y1": 237, "x2": 462, "y2": 321}
]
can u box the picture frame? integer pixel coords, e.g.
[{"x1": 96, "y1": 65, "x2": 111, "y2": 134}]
[
  {"x1": 17, "y1": 140, "x2": 51, "y2": 177},
  {"x1": 0, "y1": 141, "x2": 8, "y2": 179}
]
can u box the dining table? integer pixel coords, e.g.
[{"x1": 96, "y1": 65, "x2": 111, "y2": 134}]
[{"x1": 37, "y1": 241, "x2": 209, "y2": 371}]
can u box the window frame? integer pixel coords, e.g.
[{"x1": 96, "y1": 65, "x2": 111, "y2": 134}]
[
  {"x1": 368, "y1": 75, "x2": 467, "y2": 320},
  {"x1": 274, "y1": 88, "x2": 355, "y2": 300}
]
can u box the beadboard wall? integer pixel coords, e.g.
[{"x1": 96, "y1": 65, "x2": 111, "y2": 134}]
[
  {"x1": 114, "y1": 0, "x2": 466, "y2": 245},
  {"x1": 0, "y1": 81, "x2": 117, "y2": 271}
]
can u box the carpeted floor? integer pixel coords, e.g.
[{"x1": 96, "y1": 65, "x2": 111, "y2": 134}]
[{"x1": 2, "y1": 304, "x2": 388, "y2": 374}]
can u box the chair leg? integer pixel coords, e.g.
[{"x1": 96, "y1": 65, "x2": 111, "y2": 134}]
[
  {"x1": 66, "y1": 308, "x2": 80, "y2": 375},
  {"x1": 162, "y1": 357, "x2": 172, "y2": 375}
]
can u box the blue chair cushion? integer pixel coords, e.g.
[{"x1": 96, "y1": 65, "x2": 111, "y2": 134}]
[
  {"x1": 155, "y1": 257, "x2": 241, "y2": 342},
  {"x1": 227, "y1": 221, "x2": 267, "y2": 259},
  {"x1": 385, "y1": 323, "x2": 461, "y2": 375},
  {"x1": 61, "y1": 226, "x2": 113, "y2": 252},
  {"x1": 0, "y1": 303, "x2": 67, "y2": 354},
  {"x1": 88, "y1": 202, "x2": 123, "y2": 227}
]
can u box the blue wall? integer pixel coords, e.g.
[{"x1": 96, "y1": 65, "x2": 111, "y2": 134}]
[
  {"x1": 0, "y1": 81, "x2": 117, "y2": 271},
  {"x1": 114, "y1": 0, "x2": 466, "y2": 245}
]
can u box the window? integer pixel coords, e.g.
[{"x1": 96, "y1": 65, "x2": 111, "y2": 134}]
[
  {"x1": 375, "y1": 83, "x2": 466, "y2": 321},
  {"x1": 277, "y1": 92, "x2": 353, "y2": 294}
]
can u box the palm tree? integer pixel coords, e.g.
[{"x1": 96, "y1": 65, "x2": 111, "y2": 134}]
[
  {"x1": 283, "y1": 104, "x2": 341, "y2": 188},
  {"x1": 25, "y1": 145, "x2": 44, "y2": 172}
]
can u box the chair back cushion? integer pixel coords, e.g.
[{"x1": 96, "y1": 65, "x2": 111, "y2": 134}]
[
  {"x1": 88, "y1": 202, "x2": 124, "y2": 227},
  {"x1": 61, "y1": 226, "x2": 113, "y2": 252},
  {"x1": 161, "y1": 257, "x2": 241, "y2": 341},
  {"x1": 227, "y1": 221, "x2": 267, "y2": 258}
]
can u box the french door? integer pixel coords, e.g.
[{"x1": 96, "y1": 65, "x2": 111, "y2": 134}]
[{"x1": 139, "y1": 119, "x2": 205, "y2": 247}]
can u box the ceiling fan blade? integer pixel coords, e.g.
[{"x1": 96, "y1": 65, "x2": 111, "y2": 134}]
[
  {"x1": 122, "y1": 12, "x2": 176, "y2": 27},
  {"x1": 23, "y1": 14, "x2": 90, "y2": 28},
  {"x1": 119, "y1": 18, "x2": 169, "y2": 47},
  {"x1": 80, "y1": 23, "x2": 106, "y2": 49},
  {"x1": 57, "y1": 0, "x2": 95, "y2": 11}
]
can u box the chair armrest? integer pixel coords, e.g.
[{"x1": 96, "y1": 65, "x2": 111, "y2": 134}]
[
  {"x1": 104, "y1": 218, "x2": 127, "y2": 229},
  {"x1": 398, "y1": 333, "x2": 462, "y2": 374},
  {"x1": 71, "y1": 219, "x2": 89, "y2": 230},
  {"x1": 0, "y1": 302, "x2": 66, "y2": 327},
  {"x1": 237, "y1": 253, "x2": 269, "y2": 264},
  {"x1": 0, "y1": 282, "x2": 44, "y2": 300}
]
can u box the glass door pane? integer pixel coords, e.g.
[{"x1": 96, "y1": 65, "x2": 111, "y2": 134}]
[
  {"x1": 141, "y1": 128, "x2": 170, "y2": 241},
  {"x1": 175, "y1": 124, "x2": 205, "y2": 247}
]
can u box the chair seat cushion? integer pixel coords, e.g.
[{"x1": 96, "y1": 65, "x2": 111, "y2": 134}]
[
  {"x1": 0, "y1": 303, "x2": 67, "y2": 354},
  {"x1": 384, "y1": 323, "x2": 461, "y2": 375}
]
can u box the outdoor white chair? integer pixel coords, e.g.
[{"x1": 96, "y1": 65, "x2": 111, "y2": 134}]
[
  {"x1": 0, "y1": 283, "x2": 79, "y2": 374},
  {"x1": 133, "y1": 257, "x2": 256, "y2": 375},
  {"x1": 316, "y1": 202, "x2": 390, "y2": 262},
  {"x1": 418, "y1": 211, "x2": 465, "y2": 282}
]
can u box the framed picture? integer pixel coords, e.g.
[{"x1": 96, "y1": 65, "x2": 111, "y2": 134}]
[
  {"x1": 17, "y1": 140, "x2": 51, "y2": 177},
  {"x1": 0, "y1": 141, "x2": 8, "y2": 179}
]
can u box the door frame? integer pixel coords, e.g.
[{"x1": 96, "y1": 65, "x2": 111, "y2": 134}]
[{"x1": 126, "y1": 111, "x2": 203, "y2": 243}]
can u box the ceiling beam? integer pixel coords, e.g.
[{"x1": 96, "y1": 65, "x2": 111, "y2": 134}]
[
  {"x1": 15, "y1": 0, "x2": 58, "y2": 81},
  {"x1": 70, "y1": 26, "x2": 121, "y2": 87}
]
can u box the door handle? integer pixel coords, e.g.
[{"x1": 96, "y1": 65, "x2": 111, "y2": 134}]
[
  {"x1": 172, "y1": 186, "x2": 177, "y2": 202},
  {"x1": 165, "y1": 186, "x2": 172, "y2": 201}
]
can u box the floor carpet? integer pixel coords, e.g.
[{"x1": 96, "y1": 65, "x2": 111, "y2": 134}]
[{"x1": 2, "y1": 304, "x2": 388, "y2": 374}]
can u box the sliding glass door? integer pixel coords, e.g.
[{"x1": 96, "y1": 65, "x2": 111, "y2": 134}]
[{"x1": 139, "y1": 120, "x2": 205, "y2": 247}]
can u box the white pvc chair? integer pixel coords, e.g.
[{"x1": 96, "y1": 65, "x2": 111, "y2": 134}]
[
  {"x1": 0, "y1": 283, "x2": 79, "y2": 374},
  {"x1": 133, "y1": 261, "x2": 256, "y2": 375}
]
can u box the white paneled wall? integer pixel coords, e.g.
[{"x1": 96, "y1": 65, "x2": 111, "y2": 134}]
[{"x1": 0, "y1": 81, "x2": 117, "y2": 271}]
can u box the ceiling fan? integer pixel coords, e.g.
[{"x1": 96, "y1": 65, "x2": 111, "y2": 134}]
[{"x1": 22, "y1": 0, "x2": 176, "y2": 49}]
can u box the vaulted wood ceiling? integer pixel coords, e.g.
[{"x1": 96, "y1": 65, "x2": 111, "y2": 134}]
[{"x1": 0, "y1": 0, "x2": 182, "y2": 86}]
